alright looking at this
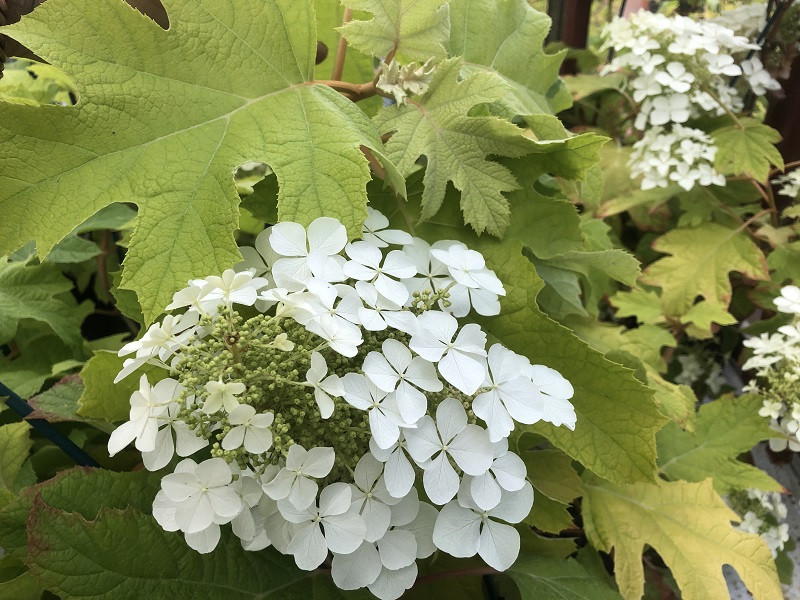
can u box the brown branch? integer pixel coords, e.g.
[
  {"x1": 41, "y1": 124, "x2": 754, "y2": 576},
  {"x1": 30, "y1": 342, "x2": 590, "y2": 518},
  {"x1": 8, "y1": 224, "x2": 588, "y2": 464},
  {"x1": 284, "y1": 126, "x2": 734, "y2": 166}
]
[
  {"x1": 330, "y1": 8, "x2": 352, "y2": 81},
  {"x1": 750, "y1": 179, "x2": 779, "y2": 226}
]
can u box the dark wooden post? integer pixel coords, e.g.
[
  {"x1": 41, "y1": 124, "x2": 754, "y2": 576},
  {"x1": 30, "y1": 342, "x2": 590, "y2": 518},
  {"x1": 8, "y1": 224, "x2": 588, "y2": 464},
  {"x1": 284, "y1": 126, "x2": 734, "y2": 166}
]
[{"x1": 547, "y1": 0, "x2": 594, "y2": 74}]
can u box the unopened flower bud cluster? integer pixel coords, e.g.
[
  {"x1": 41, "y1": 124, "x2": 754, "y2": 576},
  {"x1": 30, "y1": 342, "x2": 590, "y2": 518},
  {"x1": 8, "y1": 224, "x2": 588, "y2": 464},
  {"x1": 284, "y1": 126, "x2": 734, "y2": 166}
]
[
  {"x1": 729, "y1": 488, "x2": 790, "y2": 557},
  {"x1": 743, "y1": 285, "x2": 800, "y2": 453},
  {"x1": 602, "y1": 11, "x2": 780, "y2": 191},
  {"x1": 108, "y1": 210, "x2": 576, "y2": 599}
]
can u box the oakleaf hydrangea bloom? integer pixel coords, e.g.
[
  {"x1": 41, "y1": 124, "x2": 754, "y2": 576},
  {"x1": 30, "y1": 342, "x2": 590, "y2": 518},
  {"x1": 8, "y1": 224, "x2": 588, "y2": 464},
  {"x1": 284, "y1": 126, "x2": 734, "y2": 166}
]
[
  {"x1": 728, "y1": 488, "x2": 791, "y2": 557},
  {"x1": 629, "y1": 125, "x2": 724, "y2": 191},
  {"x1": 602, "y1": 11, "x2": 779, "y2": 192},
  {"x1": 743, "y1": 286, "x2": 800, "y2": 454},
  {"x1": 108, "y1": 212, "x2": 576, "y2": 598}
]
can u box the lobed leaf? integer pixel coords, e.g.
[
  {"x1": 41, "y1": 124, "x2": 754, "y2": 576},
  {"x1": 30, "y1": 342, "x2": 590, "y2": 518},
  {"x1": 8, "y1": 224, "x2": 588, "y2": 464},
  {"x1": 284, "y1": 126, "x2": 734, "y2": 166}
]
[
  {"x1": 0, "y1": 0, "x2": 400, "y2": 322},
  {"x1": 582, "y1": 475, "x2": 782, "y2": 600}
]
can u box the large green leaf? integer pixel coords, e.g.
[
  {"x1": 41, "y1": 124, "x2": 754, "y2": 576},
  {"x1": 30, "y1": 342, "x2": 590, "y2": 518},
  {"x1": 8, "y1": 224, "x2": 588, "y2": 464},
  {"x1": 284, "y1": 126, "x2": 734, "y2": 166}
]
[
  {"x1": 657, "y1": 394, "x2": 782, "y2": 494},
  {"x1": 712, "y1": 118, "x2": 783, "y2": 182},
  {"x1": 508, "y1": 555, "x2": 622, "y2": 600},
  {"x1": 0, "y1": 259, "x2": 85, "y2": 347},
  {"x1": 447, "y1": 0, "x2": 571, "y2": 117},
  {"x1": 27, "y1": 503, "x2": 364, "y2": 599},
  {"x1": 340, "y1": 0, "x2": 450, "y2": 62},
  {"x1": 640, "y1": 223, "x2": 769, "y2": 316},
  {"x1": 582, "y1": 475, "x2": 782, "y2": 600},
  {"x1": 0, "y1": 0, "x2": 401, "y2": 322}
]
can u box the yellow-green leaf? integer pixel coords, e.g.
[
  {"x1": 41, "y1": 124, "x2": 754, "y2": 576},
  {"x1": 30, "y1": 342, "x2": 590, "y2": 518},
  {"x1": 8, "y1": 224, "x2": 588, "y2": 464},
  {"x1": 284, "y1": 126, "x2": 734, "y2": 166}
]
[
  {"x1": 712, "y1": 118, "x2": 783, "y2": 182},
  {"x1": 582, "y1": 475, "x2": 782, "y2": 600},
  {"x1": 641, "y1": 223, "x2": 769, "y2": 316}
]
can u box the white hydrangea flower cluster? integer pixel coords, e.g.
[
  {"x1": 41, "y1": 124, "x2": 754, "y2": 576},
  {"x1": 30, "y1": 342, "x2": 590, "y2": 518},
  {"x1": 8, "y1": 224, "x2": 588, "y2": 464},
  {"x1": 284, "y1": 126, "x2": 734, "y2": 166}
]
[
  {"x1": 107, "y1": 210, "x2": 576, "y2": 599},
  {"x1": 743, "y1": 285, "x2": 800, "y2": 453},
  {"x1": 602, "y1": 11, "x2": 780, "y2": 191},
  {"x1": 731, "y1": 489, "x2": 790, "y2": 557},
  {"x1": 773, "y1": 169, "x2": 800, "y2": 200},
  {"x1": 629, "y1": 125, "x2": 725, "y2": 191}
]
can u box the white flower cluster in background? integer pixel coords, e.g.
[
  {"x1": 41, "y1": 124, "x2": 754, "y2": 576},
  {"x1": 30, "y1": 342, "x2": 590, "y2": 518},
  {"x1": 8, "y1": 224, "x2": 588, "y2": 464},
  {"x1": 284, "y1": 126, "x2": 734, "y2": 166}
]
[
  {"x1": 743, "y1": 285, "x2": 800, "y2": 453},
  {"x1": 731, "y1": 489, "x2": 790, "y2": 557},
  {"x1": 712, "y1": 3, "x2": 767, "y2": 40},
  {"x1": 773, "y1": 169, "x2": 800, "y2": 200},
  {"x1": 629, "y1": 125, "x2": 725, "y2": 190},
  {"x1": 107, "y1": 211, "x2": 576, "y2": 599},
  {"x1": 602, "y1": 10, "x2": 781, "y2": 192}
]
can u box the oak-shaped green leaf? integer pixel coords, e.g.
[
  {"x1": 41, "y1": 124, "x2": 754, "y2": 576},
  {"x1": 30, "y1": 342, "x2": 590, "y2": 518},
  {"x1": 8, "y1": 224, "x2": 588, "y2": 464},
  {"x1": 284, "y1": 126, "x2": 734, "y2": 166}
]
[
  {"x1": 680, "y1": 300, "x2": 737, "y2": 339},
  {"x1": 610, "y1": 288, "x2": 665, "y2": 325},
  {"x1": 0, "y1": 0, "x2": 400, "y2": 322},
  {"x1": 712, "y1": 118, "x2": 783, "y2": 182},
  {"x1": 657, "y1": 394, "x2": 782, "y2": 494},
  {"x1": 0, "y1": 259, "x2": 85, "y2": 348},
  {"x1": 508, "y1": 555, "x2": 622, "y2": 600},
  {"x1": 340, "y1": 0, "x2": 450, "y2": 62},
  {"x1": 448, "y1": 0, "x2": 571, "y2": 117},
  {"x1": 375, "y1": 57, "x2": 534, "y2": 235},
  {"x1": 640, "y1": 224, "x2": 769, "y2": 316},
  {"x1": 582, "y1": 475, "x2": 782, "y2": 600}
]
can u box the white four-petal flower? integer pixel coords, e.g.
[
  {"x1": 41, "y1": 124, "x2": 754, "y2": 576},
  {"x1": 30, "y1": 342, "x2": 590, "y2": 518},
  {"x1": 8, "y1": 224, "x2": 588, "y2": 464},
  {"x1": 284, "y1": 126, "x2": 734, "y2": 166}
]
[{"x1": 263, "y1": 445, "x2": 336, "y2": 509}]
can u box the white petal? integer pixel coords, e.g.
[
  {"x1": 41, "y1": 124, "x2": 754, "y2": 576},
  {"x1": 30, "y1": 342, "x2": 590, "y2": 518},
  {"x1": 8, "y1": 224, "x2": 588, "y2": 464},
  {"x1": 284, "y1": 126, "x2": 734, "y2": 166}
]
[
  {"x1": 368, "y1": 563, "x2": 418, "y2": 600},
  {"x1": 354, "y1": 452, "x2": 384, "y2": 490},
  {"x1": 288, "y1": 523, "x2": 328, "y2": 570},
  {"x1": 448, "y1": 424, "x2": 493, "y2": 476},
  {"x1": 359, "y1": 496, "x2": 393, "y2": 543},
  {"x1": 270, "y1": 222, "x2": 308, "y2": 257},
  {"x1": 307, "y1": 217, "x2": 347, "y2": 256},
  {"x1": 468, "y1": 473, "x2": 502, "y2": 511},
  {"x1": 394, "y1": 382, "x2": 427, "y2": 425},
  {"x1": 438, "y1": 351, "x2": 485, "y2": 395},
  {"x1": 107, "y1": 420, "x2": 140, "y2": 456},
  {"x1": 423, "y1": 453, "x2": 460, "y2": 505},
  {"x1": 331, "y1": 542, "x2": 382, "y2": 589},
  {"x1": 364, "y1": 351, "x2": 400, "y2": 393},
  {"x1": 207, "y1": 486, "x2": 242, "y2": 519},
  {"x1": 472, "y1": 391, "x2": 514, "y2": 443},
  {"x1": 176, "y1": 493, "x2": 215, "y2": 533},
  {"x1": 262, "y1": 469, "x2": 295, "y2": 501},
  {"x1": 196, "y1": 458, "x2": 233, "y2": 488},
  {"x1": 377, "y1": 529, "x2": 417, "y2": 570},
  {"x1": 288, "y1": 476, "x2": 319, "y2": 510},
  {"x1": 142, "y1": 427, "x2": 175, "y2": 471},
  {"x1": 479, "y1": 519, "x2": 520, "y2": 571},
  {"x1": 222, "y1": 425, "x2": 246, "y2": 450},
  {"x1": 432, "y1": 500, "x2": 481, "y2": 557},
  {"x1": 406, "y1": 502, "x2": 439, "y2": 559},
  {"x1": 302, "y1": 446, "x2": 336, "y2": 477},
  {"x1": 184, "y1": 523, "x2": 221, "y2": 554},
  {"x1": 489, "y1": 483, "x2": 534, "y2": 524},
  {"x1": 152, "y1": 490, "x2": 179, "y2": 532},
  {"x1": 173, "y1": 421, "x2": 208, "y2": 456},
  {"x1": 383, "y1": 447, "x2": 416, "y2": 499},
  {"x1": 436, "y1": 398, "x2": 470, "y2": 446},
  {"x1": 320, "y1": 482, "x2": 352, "y2": 517},
  {"x1": 244, "y1": 427, "x2": 273, "y2": 454},
  {"x1": 389, "y1": 488, "x2": 420, "y2": 527},
  {"x1": 374, "y1": 274, "x2": 410, "y2": 307},
  {"x1": 403, "y1": 417, "x2": 441, "y2": 463},
  {"x1": 491, "y1": 452, "x2": 527, "y2": 492},
  {"x1": 370, "y1": 407, "x2": 402, "y2": 450},
  {"x1": 323, "y1": 509, "x2": 367, "y2": 554}
]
